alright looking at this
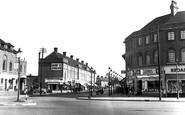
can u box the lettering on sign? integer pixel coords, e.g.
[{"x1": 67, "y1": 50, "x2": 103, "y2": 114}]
[
  {"x1": 171, "y1": 68, "x2": 185, "y2": 73},
  {"x1": 51, "y1": 63, "x2": 62, "y2": 70}
]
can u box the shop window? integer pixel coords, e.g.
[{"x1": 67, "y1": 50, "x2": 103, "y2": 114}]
[
  {"x1": 168, "y1": 49, "x2": 175, "y2": 63},
  {"x1": 181, "y1": 48, "x2": 185, "y2": 62},
  {"x1": 1, "y1": 78, "x2": 3, "y2": 84},
  {"x1": 168, "y1": 32, "x2": 175, "y2": 40}
]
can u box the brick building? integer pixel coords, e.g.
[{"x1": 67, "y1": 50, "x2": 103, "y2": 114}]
[
  {"x1": 0, "y1": 39, "x2": 27, "y2": 93},
  {"x1": 123, "y1": 1, "x2": 185, "y2": 96},
  {"x1": 39, "y1": 47, "x2": 96, "y2": 93}
]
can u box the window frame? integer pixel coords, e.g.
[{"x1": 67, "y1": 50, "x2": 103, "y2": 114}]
[{"x1": 168, "y1": 31, "x2": 175, "y2": 41}]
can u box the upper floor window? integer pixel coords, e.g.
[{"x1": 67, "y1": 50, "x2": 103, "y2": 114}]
[
  {"x1": 146, "y1": 52, "x2": 150, "y2": 65},
  {"x1": 145, "y1": 36, "x2": 150, "y2": 44},
  {"x1": 138, "y1": 38, "x2": 143, "y2": 46},
  {"x1": 138, "y1": 54, "x2": 142, "y2": 66},
  {"x1": 9, "y1": 62, "x2": 13, "y2": 72},
  {"x1": 168, "y1": 32, "x2": 175, "y2": 40},
  {"x1": 181, "y1": 48, "x2": 185, "y2": 63},
  {"x1": 181, "y1": 30, "x2": 185, "y2": 39},
  {"x1": 154, "y1": 50, "x2": 158, "y2": 64},
  {"x1": 153, "y1": 34, "x2": 158, "y2": 43},
  {"x1": 168, "y1": 49, "x2": 175, "y2": 63},
  {"x1": 3, "y1": 55, "x2": 7, "y2": 71}
]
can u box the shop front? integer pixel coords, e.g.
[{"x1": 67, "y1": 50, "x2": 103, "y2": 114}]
[
  {"x1": 164, "y1": 65, "x2": 185, "y2": 97},
  {"x1": 45, "y1": 78, "x2": 63, "y2": 93}
]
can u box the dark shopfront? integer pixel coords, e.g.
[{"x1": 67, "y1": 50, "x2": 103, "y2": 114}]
[{"x1": 166, "y1": 74, "x2": 185, "y2": 97}]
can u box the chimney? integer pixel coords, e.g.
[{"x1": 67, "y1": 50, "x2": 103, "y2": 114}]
[
  {"x1": 54, "y1": 47, "x2": 58, "y2": 52},
  {"x1": 76, "y1": 58, "x2": 79, "y2": 62},
  {"x1": 63, "y1": 52, "x2": 66, "y2": 56},
  {"x1": 170, "y1": 0, "x2": 179, "y2": 16},
  {"x1": 86, "y1": 63, "x2": 88, "y2": 66},
  {"x1": 81, "y1": 60, "x2": 84, "y2": 64},
  {"x1": 70, "y1": 55, "x2": 73, "y2": 59}
]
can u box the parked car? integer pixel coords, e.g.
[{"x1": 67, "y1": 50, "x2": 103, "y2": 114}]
[{"x1": 33, "y1": 88, "x2": 47, "y2": 94}]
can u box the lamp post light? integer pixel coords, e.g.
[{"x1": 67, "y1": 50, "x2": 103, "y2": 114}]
[
  {"x1": 16, "y1": 48, "x2": 22, "y2": 102},
  {"x1": 176, "y1": 58, "x2": 179, "y2": 99},
  {"x1": 39, "y1": 48, "x2": 46, "y2": 96}
]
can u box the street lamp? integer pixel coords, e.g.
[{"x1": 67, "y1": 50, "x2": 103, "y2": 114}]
[
  {"x1": 108, "y1": 67, "x2": 112, "y2": 96},
  {"x1": 176, "y1": 58, "x2": 179, "y2": 99},
  {"x1": 89, "y1": 67, "x2": 93, "y2": 98},
  {"x1": 16, "y1": 48, "x2": 22, "y2": 102}
]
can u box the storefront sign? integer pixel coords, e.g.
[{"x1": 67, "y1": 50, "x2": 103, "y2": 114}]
[
  {"x1": 143, "y1": 69, "x2": 157, "y2": 75},
  {"x1": 164, "y1": 66, "x2": 185, "y2": 74},
  {"x1": 51, "y1": 63, "x2": 62, "y2": 70},
  {"x1": 45, "y1": 78, "x2": 61, "y2": 83}
]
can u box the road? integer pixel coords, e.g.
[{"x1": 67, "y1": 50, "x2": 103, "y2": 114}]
[{"x1": 0, "y1": 93, "x2": 185, "y2": 115}]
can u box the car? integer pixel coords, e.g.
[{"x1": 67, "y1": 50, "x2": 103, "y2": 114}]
[{"x1": 33, "y1": 88, "x2": 47, "y2": 94}]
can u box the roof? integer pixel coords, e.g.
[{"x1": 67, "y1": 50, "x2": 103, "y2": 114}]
[
  {"x1": 44, "y1": 50, "x2": 92, "y2": 71},
  {"x1": 124, "y1": 11, "x2": 185, "y2": 42}
]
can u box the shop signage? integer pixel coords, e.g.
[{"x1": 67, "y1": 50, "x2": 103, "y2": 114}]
[
  {"x1": 143, "y1": 69, "x2": 157, "y2": 75},
  {"x1": 45, "y1": 79, "x2": 61, "y2": 83},
  {"x1": 164, "y1": 66, "x2": 185, "y2": 74},
  {"x1": 51, "y1": 63, "x2": 62, "y2": 70}
]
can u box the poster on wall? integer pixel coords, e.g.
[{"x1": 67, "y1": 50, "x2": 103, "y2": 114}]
[{"x1": 51, "y1": 63, "x2": 62, "y2": 70}]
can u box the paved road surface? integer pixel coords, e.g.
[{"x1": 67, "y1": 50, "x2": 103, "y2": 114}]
[{"x1": 0, "y1": 94, "x2": 185, "y2": 115}]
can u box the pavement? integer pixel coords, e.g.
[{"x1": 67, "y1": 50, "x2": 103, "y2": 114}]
[
  {"x1": 76, "y1": 92, "x2": 185, "y2": 102},
  {"x1": 0, "y1": 92, "x2": 36, "y2": 106}
]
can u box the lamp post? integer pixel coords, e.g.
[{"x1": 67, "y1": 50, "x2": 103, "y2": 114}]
[
  {"x1": 16, "y1": 48, "x2": 22, "y2": 102},
  {"x1": 157, "y1": 24, "x2": 162, "y2": 101},
  {"x1": 89, "y1": 67, "x2": 93, "y2": 98},
  {"x1": 39, "y1": 48, "x2": 46, "y2": 96},
  {"x1": 176, "y1": 58, "x2": 179, "y2": 99},
  {"x1": 108, "y1": 67, "x2": 112, "y2": 96}
]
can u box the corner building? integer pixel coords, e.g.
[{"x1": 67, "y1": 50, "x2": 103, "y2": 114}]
[
  {"x1": 0, "y1": 39, "x2": 27, "y2": 93},
  {"x1": 123, "y1": 1, "x2": 185, "y2": 96},
  {"x1": 39, "y1": 47, "x2": 96, "y2": 93}
]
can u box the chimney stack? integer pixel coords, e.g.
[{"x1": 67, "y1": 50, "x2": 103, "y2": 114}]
[
  {"x1": 170, "y1": 0, "x2": 179, "y2": 16},
  {"x1": 81, "y1": 60, "x2": 84, "y2": 64},
  {"x1": 86, "y1": 63, "x2": 88, "y2": 66},
  {"x1": 76, "y1": 58, "x2": 79, "y2": 62},
  {"x1": 70, "y1": 55, "x2": 73, "y2": 59},
  {"x1": 54, "y1": 47, "x2": 58, "y2": 52},
  {"x1": 63, "y1": 52, "x2": 66, "y2": 56}
]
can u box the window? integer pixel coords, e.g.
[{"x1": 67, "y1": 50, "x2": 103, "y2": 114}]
[
  {"x1": 138, "y1": 38, "x2": 143, "y2": 46},
  {"x1": 145, "y1": 36, "x2": 150, "y2": 44},
  {"x1": 168, "y1": 32, "x2": 175, "y2": 40},
  {"x1": 138, "y1": 54, "x2": 142, "y2": 66},
  {"x1": 146, "y1": 52, "x2": 150, "y2": 65},
  {"x1": 9, "y1": 62, "x2": 13, "y2": 71},
  {"x1": 154, "y1": 50, "x2": 158, "y2": 64},
  {"x1": 153, "y1": 34, "x2": 158, "y2": 43},
  {"x1": 168, "y1": 49, "x2": 175, "y2": 63},
  {"x1": 3, "y1": 55, "x2": 7, "y2": 71},
  {"x1": 181, "y1": 30, "x2": 185, "y2": 39},
  {"x1": 181, "y1": 48, "x2": 185, "y2": 62}
]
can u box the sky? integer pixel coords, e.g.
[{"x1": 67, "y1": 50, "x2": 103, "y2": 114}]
[{"x1": 0, "y1": 0, "x2": 185, "y2": 77}]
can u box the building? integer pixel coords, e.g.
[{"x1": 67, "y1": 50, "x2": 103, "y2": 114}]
[
  {"x1": 39, "y1": 47, "x2": 96, "y2": 93},
  {"x1": 0, "y1": 39, "x2": 27, "y2": 93},
  {"x1": 123, "y1": 1, "x2": 185, "y2": 96}
]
